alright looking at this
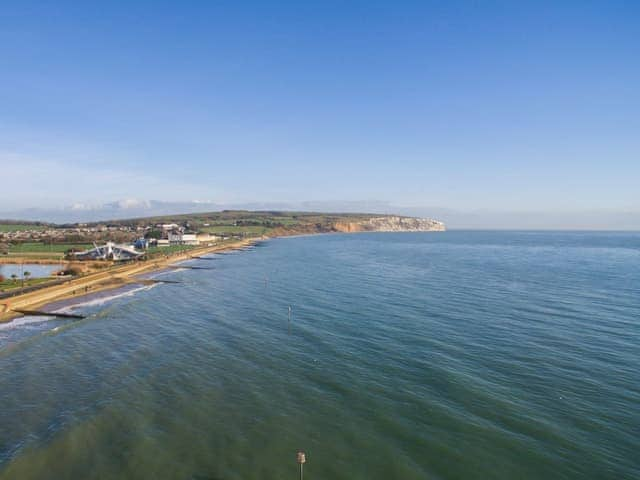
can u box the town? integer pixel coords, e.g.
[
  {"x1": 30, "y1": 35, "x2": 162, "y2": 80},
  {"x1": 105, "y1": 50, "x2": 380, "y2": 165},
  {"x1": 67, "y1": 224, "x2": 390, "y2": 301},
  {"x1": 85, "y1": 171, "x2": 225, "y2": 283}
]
[{"x1": 0, "y1": 221, "x2": 223, "y2": 261}]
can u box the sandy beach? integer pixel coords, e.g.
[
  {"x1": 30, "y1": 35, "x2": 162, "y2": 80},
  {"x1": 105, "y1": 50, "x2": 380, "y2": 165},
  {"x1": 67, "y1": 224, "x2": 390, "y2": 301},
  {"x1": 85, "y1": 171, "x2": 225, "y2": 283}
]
[{"x1": 0, "y1": 238, "x2": 261, "y2": 323}]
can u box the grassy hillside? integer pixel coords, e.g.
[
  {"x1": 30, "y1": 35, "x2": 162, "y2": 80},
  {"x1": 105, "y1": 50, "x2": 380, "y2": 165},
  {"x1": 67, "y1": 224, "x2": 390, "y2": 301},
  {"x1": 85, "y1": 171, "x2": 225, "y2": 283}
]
[{"x1": 95, "y1": 211, "x2": 379, "y2": 237}]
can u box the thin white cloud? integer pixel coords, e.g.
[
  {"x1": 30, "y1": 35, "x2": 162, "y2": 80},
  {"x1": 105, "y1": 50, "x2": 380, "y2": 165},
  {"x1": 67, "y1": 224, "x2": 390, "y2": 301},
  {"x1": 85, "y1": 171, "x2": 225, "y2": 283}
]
[{"x1": 0, "y1": 152, "x2": 217, "y2": 209}]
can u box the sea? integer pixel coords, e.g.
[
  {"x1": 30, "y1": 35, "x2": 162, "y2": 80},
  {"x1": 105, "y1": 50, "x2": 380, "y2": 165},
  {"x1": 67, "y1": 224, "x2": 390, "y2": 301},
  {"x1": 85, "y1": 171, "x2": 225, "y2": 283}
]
[{"x1": 0, "y1": 231, "x2": 638, "y2": 479}]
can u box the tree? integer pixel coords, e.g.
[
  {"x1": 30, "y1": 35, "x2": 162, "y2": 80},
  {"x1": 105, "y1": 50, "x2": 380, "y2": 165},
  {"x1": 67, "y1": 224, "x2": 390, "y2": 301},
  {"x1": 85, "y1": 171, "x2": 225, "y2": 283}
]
[
  {"x1": 24, "y1": 271, "x2": 31, "y2": 283},
  {"x1": 0, "y1": 274, "x2": 5, "y2": 283},
  {"x1": 145, "y1": 229, "x2": 163, "y2": 240},
  {"x1": 10, "y1": 274, "x2": 17, "y2": 283}
]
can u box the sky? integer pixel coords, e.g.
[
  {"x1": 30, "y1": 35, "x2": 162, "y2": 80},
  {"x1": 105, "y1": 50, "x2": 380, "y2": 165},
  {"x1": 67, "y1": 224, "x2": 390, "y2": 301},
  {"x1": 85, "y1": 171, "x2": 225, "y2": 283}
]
[{"x1": 1, "y1": 1, "x2": 639, "y2": 228}]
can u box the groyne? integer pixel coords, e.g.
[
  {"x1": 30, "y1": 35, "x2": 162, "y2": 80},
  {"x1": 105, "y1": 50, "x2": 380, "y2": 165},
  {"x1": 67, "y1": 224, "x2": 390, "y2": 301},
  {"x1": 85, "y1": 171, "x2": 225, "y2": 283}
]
[{"x1": 0, "y1": 238, "x2": 259, "y2": 323}]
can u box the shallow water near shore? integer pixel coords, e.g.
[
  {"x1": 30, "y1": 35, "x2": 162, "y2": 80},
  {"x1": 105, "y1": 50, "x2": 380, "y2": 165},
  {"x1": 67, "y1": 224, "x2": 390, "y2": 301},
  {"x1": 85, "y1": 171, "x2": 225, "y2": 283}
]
[{"x1": 0, "y1": 231, "x2": 639, "y2": 479}]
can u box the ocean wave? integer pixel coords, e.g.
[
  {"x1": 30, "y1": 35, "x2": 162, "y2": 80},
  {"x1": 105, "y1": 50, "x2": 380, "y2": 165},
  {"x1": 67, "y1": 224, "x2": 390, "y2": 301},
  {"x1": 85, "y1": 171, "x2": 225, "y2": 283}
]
[
  {"x1": 53, "y1": 284, "x2": 157, "y2": 313},
  {"x1": 0, "y1": 315, "x2": 53, "y2": 331},
  {"x1": 0, "y1": 284, "x2": 158, "y2": 333}
]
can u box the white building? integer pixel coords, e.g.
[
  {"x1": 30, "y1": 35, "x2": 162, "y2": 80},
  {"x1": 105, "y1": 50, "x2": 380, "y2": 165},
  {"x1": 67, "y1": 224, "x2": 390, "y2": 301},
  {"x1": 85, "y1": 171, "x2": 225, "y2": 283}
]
[
  {"x1": 196, "y1": 233, "x2": 220, "y2": 244},
  {"x1": 168, "y1": 232, "x2": 199, "y2": 245},
  {"x1": 71, "y1": 242, "x2": 144, "y2": 261},
  {"x1": 158, "y1": 223, "x2": 180, "y2": 231}
]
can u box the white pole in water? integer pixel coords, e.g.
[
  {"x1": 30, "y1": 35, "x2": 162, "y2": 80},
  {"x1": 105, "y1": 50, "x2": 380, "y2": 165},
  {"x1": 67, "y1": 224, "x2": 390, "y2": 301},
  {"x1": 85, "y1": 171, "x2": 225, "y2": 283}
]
[{"x1": 297, "y1": 451, "x2": 306, "y2": 480}]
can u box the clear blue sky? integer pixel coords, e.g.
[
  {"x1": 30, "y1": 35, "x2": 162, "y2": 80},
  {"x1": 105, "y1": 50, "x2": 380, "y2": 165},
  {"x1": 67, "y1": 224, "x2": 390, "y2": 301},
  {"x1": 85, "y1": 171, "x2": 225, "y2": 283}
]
[{"x1": 1, "y1": 1, "x2": 638, "y2": 223}]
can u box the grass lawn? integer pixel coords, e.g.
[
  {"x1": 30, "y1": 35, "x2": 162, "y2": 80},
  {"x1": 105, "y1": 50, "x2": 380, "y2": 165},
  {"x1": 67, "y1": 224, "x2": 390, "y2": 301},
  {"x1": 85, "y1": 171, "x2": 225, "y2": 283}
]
[
  {"x1": 0, "y1": 224, "x2": 47, "y2": 232},
  {"x1": 0, "y1": 277, "x2": 54, "y2": 292},
  {"x1": 146, "y1": 245, "x2": 197, "y2": 256},
  {"x1": 201, "y1": 225, "x2": 272, "y2": 235},
  {"x1": 7, "y1": 243, "x2": 92, "y2": 253}
]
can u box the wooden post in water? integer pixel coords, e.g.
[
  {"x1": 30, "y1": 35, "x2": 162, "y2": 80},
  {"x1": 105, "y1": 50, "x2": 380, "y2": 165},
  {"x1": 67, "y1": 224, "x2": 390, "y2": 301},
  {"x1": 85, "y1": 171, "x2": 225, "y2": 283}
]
[{"x1": 297, "y1": 451, "x2": 306, "y2": 480}]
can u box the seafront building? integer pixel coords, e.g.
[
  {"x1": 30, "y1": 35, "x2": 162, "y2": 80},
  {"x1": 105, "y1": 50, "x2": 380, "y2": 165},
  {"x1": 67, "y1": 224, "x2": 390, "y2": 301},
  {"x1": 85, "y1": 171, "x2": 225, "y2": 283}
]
[
  {"x1": 71, "y1": 242, "x2": 144, "y2": 261},
  {"x1": 168, "y1": 232, "x2": 199, "y2": 245},
  {"x1": 196, "y1": 233, "x2": 219, "y2": 245}
]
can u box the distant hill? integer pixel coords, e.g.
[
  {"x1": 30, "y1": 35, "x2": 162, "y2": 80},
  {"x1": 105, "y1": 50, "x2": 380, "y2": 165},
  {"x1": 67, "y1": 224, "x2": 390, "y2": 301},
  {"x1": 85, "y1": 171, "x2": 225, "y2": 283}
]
[{"x1": 90, "y1": 211, "x2": 446, "y2": 236}]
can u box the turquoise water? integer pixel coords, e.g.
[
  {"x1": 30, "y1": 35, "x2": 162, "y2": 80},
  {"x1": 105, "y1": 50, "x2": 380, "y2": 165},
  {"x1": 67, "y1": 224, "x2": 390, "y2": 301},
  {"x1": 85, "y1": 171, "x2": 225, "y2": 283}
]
[{"x1": 0, "y1": 231, "x2": 638, "y2": 479}]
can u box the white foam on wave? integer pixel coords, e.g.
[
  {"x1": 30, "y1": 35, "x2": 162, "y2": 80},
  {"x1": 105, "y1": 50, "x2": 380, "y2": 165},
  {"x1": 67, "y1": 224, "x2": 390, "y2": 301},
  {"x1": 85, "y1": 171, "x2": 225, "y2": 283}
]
[
  {"x1": 0, "y1": 315, "x2": 52, "y2": 331},
  {"x1": 143, "y1": 269, "x2": 175, "y2": 278},
  {"x1": 53, "y1": 284, "x2": 157, "y2": 313},
  {"x1": 0, "y1": 284, "x2": 157, "y2": 332}
]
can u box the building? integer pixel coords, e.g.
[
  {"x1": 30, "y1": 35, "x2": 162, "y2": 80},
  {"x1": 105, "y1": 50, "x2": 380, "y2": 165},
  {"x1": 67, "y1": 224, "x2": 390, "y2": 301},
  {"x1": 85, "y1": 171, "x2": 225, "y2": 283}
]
[
  {"x1": 71, "y1": 242, "x2": 144, "y2": 261},
  {"x1": 134, "y1": 238, "x2": 149, "y2": 250},
  {"x1": 168, "y1": 232, "x2": 199, "y2": 245},
  {"x1": 196, "y1": 233, "x2": 220, "y2": 244},
  {"x1": 158, "y1": 223, "x2": 180, "y2": 231}
]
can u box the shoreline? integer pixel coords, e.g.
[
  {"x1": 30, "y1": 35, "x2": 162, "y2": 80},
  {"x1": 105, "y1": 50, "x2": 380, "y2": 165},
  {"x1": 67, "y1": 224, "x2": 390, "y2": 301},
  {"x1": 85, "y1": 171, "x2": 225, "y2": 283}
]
[
  {"x1": 0, "y1": 229, "x2": 446, "y2": 324},
  {"x1": 0, "y1": 237, "x2": 261, "y2": 324}
]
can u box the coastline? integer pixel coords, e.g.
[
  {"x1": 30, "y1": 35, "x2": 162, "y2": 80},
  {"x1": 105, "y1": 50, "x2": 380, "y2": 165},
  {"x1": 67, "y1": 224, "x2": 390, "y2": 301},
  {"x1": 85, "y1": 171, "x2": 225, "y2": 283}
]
[
  {"x1": 0, "y1": 237, "x2": 261, "y2": 324},
  {"x1": 0, "y1": 228, "x2": 445, "y2": 324}
]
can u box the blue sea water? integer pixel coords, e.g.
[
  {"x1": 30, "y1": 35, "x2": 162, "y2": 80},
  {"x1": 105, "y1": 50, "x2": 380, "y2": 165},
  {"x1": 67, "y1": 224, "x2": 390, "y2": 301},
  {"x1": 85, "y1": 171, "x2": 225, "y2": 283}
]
[{"x1": 0, "y1": 231, "x2": 638, "y2": 479}]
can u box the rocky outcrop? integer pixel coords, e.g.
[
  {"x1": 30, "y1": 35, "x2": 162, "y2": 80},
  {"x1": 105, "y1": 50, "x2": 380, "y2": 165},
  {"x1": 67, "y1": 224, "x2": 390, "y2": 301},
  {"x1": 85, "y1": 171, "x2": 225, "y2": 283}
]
[{"x1": 333, "y1": 216, "x2": 445, "y2": 233}]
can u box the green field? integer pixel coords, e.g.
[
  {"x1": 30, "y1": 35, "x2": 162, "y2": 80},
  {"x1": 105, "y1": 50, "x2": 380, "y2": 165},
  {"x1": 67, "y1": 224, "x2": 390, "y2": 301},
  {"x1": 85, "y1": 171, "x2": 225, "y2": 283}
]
[
  {"x1": 0, "y1": 277, "x2": 54, "y2": 292},
  {"x1": 7, "y1": 243, "x2": 92, "y2": 253},
  {"x1": 146, "y1": 244, "x2": 197, "y2": 256},
  {"x1": 75, "y1": 210, "x2": 379, "y2": 237},
  {"x1": 201, "y1": 225, "x2": 271, "y2": 235},
  {"x1": 0, "y1": 224, "x2": 47, "y2": 232}
]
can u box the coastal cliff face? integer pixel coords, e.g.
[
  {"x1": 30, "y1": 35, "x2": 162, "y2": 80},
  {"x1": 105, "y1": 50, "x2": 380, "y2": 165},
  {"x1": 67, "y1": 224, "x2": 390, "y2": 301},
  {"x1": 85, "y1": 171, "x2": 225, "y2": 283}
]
[{"x1": 333, "y1": 216, "x2": 445, "y2": 233}]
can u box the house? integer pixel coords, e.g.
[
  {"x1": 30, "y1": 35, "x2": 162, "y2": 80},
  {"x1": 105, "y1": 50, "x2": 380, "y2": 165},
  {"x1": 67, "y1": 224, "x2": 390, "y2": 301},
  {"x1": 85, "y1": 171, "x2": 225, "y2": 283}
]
[
  {"x1": 158, "y1": 223, "x2": 180, "y2": 231},
  {"x1": 168, "y1": 232, "x2": 199, "y2": 245},
  {"x1": 196, "y1": 233, "x2": 220, "y2": 244}
]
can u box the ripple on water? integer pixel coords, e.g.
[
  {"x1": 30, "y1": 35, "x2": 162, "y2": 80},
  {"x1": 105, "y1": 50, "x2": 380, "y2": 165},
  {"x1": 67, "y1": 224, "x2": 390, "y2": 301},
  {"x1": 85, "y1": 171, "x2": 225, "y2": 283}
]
[{"x1": 0, "y1": 231, "x2": 639, "y2": 479}]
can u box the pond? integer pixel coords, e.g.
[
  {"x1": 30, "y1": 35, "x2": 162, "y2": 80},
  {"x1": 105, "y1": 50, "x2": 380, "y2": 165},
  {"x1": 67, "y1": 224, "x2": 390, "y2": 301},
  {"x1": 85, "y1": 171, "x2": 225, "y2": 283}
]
[{"x1": 0, "y1": 264, "x2": 60, "y2": 279}]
